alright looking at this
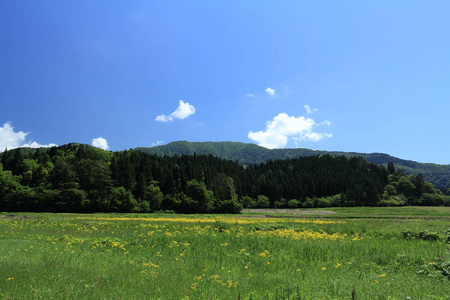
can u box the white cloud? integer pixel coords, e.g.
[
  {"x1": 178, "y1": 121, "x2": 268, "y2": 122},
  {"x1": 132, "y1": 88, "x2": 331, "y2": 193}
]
[
  {"x1": 265, "y1": 87, "x2": 276, "y2": 97},
  {"x1": 155, "y1": 100, "x2": 196, "y2": 122},
  {"x1": 318, "y1": 120, "x2": 331, "y2": 126},
  {"x1": 22, "y1": 141, "x2": 58, "y2": 148},
  {"x1": 0, "y1": 122, "x2": 57, "y2": 152},
  {"x1": 296, "y1": 132, "x2": 333, "y2": 142},
  {"x1": 151, "y1": 140, "x2": 164, "y2": 147},
  {"x1": 245, "y1": 93, "x2": 254, "y2": 97},
  {"x1": 0, "y1": 122, "x2": 27, "y2": 151},
  {"x1": 91, "y1": 137, "x2": 109, "y2": 150},
  {"x1": 171, "y1": 100, "x2": 196, "y2": 119},
  {"x1": 304, "y1": 105, "x2": 318, "y2": 114},
  {"x1": 248, "y1": 113, "x2": 332, "y2": 149},
  {"x1": 155, "y1": 115, "x2": 172, "y2": 122}
]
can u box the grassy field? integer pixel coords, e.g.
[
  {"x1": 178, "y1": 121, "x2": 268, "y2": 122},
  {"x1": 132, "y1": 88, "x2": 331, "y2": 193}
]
[
  {"x1": 243, "y1": 206, "x2": 450, "y2": 218},
  {"x1": 0, "y1": 207, "x2": 449, "y2": 299}
]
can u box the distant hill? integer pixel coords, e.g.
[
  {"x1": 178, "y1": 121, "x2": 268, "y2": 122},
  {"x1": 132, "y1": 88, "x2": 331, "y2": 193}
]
[
  {"x1": 136, "y1": 141, "x2": 450, "y2": 187},
  {"x1": 2, "y1": 141, "x2": 449, "y2": 188}
]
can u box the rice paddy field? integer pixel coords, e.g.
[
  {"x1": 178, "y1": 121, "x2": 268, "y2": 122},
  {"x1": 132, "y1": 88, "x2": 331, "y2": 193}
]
[{"x1": 0, "y1": 207, "x2": 449, "y2": 299}]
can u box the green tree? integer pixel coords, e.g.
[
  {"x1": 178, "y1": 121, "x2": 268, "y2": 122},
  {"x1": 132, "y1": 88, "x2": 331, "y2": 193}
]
[
  {"x1": 211, "y1": 174, "x2": 238, "y2": 202},
  {"x1": 411, "y1": 174, "x2": 426, "y2": 198},
  {"x1": 0, "y1": 164, "x2": 23, "y2": 211},
  {"x1": 7, "y1": 185, "x2": 37, "y2": 211},
  {"x1": 111, "y1": 187, "x2": 137, "y2": 212},
  {"x1": 418, "y1": 193, "x2": 445, "y2": 206},
  {"x1": 51, "y1": 157, "x2": 79, "y2": 190},
  {"x1": 57, "y1": 188, "x2": 88, "y2": 212},
  {"x1": 135, "y1": 173, "x2": 147, "y2": 201},
  {"x1": 275, "y1": 197, "x2": 287, "y2": 208},
  {"x1": 76, "y1": 159, "x2": 113, "y2": 192},
  {"x1": 256, "y1": 195, "x2": 270, "y2": 208},
  {"x1": 287, "y1": 199, "x2": 300, "y2": 208},
  {"x1": 211, "y1": 174, "x2": 239, "y2": 212},
  {"x1": 387, "y1": 162, "x2": 395, "y2": 174},
  {"x1": 214, "y1": 199, "x2": 242, "y2": 214},
  {"x1": 144, "y1": 182, "x2": 163, "y2": 212},
  {"x1": 397, "y1": 176, "x2": 416, "y2": 199},
  {"x1": 20, "y1": 158, "x2": 40, "y2": 186},
  {"x1": 183, "y1": 179, "x2": 214, "y2": 213},
  {"x1": 240, "y1": 196, "x2": 256, "y2": 208},
  {"x1": 383, "y1": 184, "x2": 397, "y2": 196}
]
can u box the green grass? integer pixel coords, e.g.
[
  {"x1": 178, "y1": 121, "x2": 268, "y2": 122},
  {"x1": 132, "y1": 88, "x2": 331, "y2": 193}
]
[
  {"x1": 317, "y1": 206, "x2": 450, "y2": 217},
  {"x1": 0, "y1": 211, "x2": 449, "y2": 299},
  {"x1": 244, "y1": 206, "x2": 450, "y2": 218}
]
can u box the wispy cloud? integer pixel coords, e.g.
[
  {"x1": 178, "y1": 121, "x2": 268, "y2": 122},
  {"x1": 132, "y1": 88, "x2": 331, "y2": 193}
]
[
  {"x1": 91, "y1": 137, "x2": 109, "y2": 150},
  {"x1": 0, "y1": 122, "x2": 56, "y2": 151},
  {"x1": 155, "y1": 100, "x2": 196, "y2": 122},
  {"x1": 318, "y1": 120, "x2": 331, "y2": 126},
  {"x1": 265, "y1": 87, "x2": 276, "y2": 97},
  {"x1": 304, "y1": 105, "x2": 318, "y2": 114},
  {"x1": 245, "y1": 93, "x2": 254, "y2": 97},
  {"x1": 248, "y1": 113, "x2": 332, "y2": 149},
  {"x1": 151, "y1": 140, "x2": 164, "y2": 147},
  {"x1": 155, "y1": 115, "x2": 172, "y2": 122}
]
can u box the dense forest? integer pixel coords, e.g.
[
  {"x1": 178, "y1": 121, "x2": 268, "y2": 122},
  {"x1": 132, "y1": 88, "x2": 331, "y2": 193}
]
[
  {"x1": 1, "y1": 144, "x2": 449, "y2": 214},
  {"x1": 137, "y1": 141, "x2": 450, "y2": 188}
]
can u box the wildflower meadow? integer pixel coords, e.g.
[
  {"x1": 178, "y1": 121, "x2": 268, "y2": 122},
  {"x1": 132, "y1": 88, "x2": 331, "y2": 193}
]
[{"x1": 0, "y1": 207, "x2": 449, "y2": 299}]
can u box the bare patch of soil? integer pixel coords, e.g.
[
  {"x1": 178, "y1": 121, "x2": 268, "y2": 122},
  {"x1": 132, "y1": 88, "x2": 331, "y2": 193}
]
[{"x1": 0, "y1": 214, "x2": 35, "y2": 220}]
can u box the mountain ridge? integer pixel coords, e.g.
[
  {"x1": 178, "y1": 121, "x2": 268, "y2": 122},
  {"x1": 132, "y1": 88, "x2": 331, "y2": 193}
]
[
  {"x1": 2, "y1": 141, "x2": 449, "y2": 188},
  {"x1": 135, "y1": 141, "x2": 450, "y2": 188}
]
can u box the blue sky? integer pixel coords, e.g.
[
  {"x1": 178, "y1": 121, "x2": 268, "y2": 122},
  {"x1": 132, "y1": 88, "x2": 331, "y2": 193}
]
[{"x1": 1, "y1": 1, "x2": 449, "y2": 164}]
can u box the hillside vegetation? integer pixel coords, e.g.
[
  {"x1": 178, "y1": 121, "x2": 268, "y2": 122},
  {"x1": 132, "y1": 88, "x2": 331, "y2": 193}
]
[
  {"x1": 1, "y1": 144, "x2": 449, "y2": 214},
  {"x1": 136, "y1": 141, "x2": 450, "y2": 188}
]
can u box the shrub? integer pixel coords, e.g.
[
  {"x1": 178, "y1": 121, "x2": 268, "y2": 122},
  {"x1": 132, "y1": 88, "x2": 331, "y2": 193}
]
[
  {"x1": 444, "y1": 228, "x2": 450, "y2": 244},
  {"x1": 444, "y1": 195, "x2": 450, "y2": 207},
  {"x1": 256, "y1": 195, "x2": 270, "y2": 208},
  {"x1": 214, "y1": 199, "x2": 243, "y2": 214},
  {"x1": 417, "y1": 260, "x2": 450, "y2": 279},
  {"x1": 314, "y1": 194, "x2": 341, "y2": 207},
  {"x1": 274, "y1": 198, "x2": 287, "y2": 208},
  {"x1": 379, "y1": 195, "x2": 407, "y2": 207},
  {"x1": 240, "y1": 196, "x2": 257, "y2": 208},
  {"x1": 301, "y1": 197, "x2": 314, "y2": 208},
  {"x1": 417, "y1": 193, "x2": 446, "y2": 206},
  {"x1": 287, "y1": 199, "x2": 300, "y2": 208},
  {"x1": 402, "y1": 229, "x2": 440, "y2": 241}
]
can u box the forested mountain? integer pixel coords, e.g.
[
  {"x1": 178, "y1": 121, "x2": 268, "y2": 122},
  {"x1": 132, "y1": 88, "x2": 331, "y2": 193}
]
[
  {"x1": 1, "y1": 144, "x2": 449, "y2": 214},
  {"x1": 136, "y1": 141, "x2": 450, "y2": 188}
]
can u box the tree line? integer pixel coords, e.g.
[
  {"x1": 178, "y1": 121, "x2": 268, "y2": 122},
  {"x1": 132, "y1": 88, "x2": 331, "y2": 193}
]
[
  {"x1": 138, "y1": 141, "x2": 450, "y2": 188},
  {"x1": 0, "y1": 144, "x2": 448, "y2": 213}
]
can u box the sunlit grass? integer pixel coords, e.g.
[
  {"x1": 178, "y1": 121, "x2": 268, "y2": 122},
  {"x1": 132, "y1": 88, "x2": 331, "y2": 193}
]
[{"x1": 0, "y1": 212, "x2": 449, "y2": 299}]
